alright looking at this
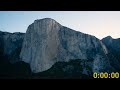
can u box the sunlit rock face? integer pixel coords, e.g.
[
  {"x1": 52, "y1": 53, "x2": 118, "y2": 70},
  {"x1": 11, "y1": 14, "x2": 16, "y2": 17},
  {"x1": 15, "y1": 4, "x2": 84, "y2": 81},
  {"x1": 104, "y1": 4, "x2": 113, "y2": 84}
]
[
  {"x1": 20, "y1": 18, "x2": 112, "y2": 73},
  {"x1": 20, "y1": 18, "x2": 62, "y2": 72}
]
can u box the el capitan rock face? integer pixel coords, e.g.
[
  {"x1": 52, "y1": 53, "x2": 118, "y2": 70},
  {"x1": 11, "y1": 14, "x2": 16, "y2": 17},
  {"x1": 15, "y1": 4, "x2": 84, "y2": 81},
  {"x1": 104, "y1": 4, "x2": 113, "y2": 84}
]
[
  {"x1": 20, "y1": 18, "x2": 113, "y2": 73},
  {"x1": 20, "y1": 18, "x2": 62, "y2": 72}
]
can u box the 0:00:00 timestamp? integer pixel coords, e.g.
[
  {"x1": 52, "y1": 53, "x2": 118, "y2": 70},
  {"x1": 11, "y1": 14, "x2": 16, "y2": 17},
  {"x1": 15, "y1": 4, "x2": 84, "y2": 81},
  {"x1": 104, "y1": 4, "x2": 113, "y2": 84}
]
[{"x1": 93, "y1": 72, "x2": 119, "y2": 78}]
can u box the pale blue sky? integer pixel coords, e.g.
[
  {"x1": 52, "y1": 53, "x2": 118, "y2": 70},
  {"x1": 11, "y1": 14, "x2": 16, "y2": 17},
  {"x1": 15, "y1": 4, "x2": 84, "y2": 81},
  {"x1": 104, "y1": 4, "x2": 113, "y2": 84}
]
[{"x1": 0, "y1": 11, "x2": 120, "y2": 39}]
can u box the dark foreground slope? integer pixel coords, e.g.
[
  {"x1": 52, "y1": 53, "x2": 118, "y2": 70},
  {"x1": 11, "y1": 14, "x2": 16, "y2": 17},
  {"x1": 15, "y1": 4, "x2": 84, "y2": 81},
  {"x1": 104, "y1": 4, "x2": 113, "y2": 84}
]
[
  {"x1": 0, "y1": 57, "x2": 92, "y2": 79},
  {"x1": 31, "y1": 59, "x2": 93, "y2": 79},
  {"x1": 0, "y1": 56, "x2": 31, "y2": 79}
]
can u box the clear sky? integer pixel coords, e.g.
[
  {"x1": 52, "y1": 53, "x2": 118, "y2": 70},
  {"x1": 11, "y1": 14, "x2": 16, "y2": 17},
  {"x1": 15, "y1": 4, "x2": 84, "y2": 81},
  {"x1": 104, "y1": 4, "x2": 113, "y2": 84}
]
[{"x1": 0, "y1": 11, "x2": 120, "y2": 39}]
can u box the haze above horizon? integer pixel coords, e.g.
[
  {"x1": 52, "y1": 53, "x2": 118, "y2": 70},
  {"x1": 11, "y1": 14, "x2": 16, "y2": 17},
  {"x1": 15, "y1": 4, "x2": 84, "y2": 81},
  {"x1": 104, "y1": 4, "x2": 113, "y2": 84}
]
[{"x1": 0, "y1": 11, "x2": 120, "y2": 39}]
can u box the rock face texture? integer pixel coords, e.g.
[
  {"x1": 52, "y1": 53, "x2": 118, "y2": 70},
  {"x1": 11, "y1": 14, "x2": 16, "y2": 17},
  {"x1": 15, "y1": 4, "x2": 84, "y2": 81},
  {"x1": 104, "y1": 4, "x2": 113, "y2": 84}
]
[
  {"x1": 20, "y1": 18, "x2": 113, "y2": 73},
  {"x1": 102, "y1": 36, "x2": 120, "y2": 54},
  {"x1": 0, "y1": 31, "x2": 24, "y2": 63},
  {"x1": 102, "y1": 36, "x2": 120, "y2": 71}
]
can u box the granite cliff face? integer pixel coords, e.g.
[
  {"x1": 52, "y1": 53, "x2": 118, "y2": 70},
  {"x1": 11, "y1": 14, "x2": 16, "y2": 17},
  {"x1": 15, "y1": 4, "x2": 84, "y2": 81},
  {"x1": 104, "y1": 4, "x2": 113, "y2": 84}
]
[
  {"x1": 102, "y1": 36, "x2": 120, "y2": 71},
  {"x1": 1, "y1": 18, "x2": 120, "y2": 78},
  {"x1": 102, "y1": 36, "x2": 120, "y2": 53},
  {"x1": 20, "y1": 18, "x2": 113, "y2": 74},
  {"x1": 0, "y1": 31, "x2": 24, "y2": 63}
]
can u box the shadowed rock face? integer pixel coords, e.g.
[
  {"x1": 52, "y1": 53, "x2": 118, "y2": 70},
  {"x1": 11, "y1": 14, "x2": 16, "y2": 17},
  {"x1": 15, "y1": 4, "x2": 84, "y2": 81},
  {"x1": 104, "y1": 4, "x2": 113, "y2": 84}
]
[
  {"x1": 102, "y1": 36, "x2": 120, "y2": 71},
  {"x1": 20, "y1": 18, "x2": 113, "y2": 74},
  {"x1": 0, "y1": 31, "x2": 25, "y2": 63},
  {"x1": 102, "y1": 36, "x2": 120, "y2": 53}
]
